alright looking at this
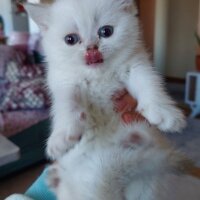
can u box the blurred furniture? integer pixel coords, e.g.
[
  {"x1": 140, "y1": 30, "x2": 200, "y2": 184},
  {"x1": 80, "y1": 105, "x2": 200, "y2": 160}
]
[
  {"x1": 0, "y1": 134, "x2": 20, "y2": 167},
  {"x1": 0, "y1": 44, "x2": 50, "y2": 177},
  {"x1": 8, "y1": 31, "x2": 29, "y2": 46},
  {"x1": 0, "y1": 37, "x2": 7, "y2": 44},
  {"x1": 185, "y1": 72, "x2": 200, "y2": 118}
]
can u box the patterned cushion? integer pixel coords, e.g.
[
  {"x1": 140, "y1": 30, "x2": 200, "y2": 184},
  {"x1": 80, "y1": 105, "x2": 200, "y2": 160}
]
[
  {"x1": 0, "y1": 45, "x2": 45, "y2": 82},
  {"x1": 0, "y1": 78, "x2": 50, "y2": 111},
  {"x1": 5, "y1": 61, "x2": 45, "y2": 83},
  {"x1": 0, "y1": 45, "x2": 49, "y2": 111}
]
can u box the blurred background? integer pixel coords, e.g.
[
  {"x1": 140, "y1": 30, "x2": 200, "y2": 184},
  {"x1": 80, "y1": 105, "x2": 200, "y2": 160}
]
[{"x1": 0, "y1": 0, "x2": 200, "y2": 199}]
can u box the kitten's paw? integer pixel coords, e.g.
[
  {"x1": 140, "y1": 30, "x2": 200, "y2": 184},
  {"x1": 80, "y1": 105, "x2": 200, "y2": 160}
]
[
  {"x1": 46, "y1": 130, "x2": 82, "y2": 160},
  {"x1": 142, "y1": 105, "x2": 186, "y2": 132}
]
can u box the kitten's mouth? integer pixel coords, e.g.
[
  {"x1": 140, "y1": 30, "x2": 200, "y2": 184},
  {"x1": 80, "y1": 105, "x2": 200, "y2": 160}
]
[{"x1": 85, "y1": 49, "x2": 104, "y2": 66}]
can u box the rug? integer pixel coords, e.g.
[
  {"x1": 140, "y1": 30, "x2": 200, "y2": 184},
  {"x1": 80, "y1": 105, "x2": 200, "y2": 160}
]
[{"x1": 167, "y1": 118, "x2": 200, "y2": 166}]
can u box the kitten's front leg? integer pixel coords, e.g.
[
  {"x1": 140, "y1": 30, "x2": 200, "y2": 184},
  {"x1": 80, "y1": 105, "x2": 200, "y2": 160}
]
[
  {"x1": 47, "y1": 86, "x2": 86, "y2": 160},
  {"x1": 125, "y1": 64, "x2": 186, "y2": 132}
]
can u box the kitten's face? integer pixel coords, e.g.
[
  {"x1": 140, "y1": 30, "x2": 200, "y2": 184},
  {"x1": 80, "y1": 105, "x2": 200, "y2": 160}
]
[{"x1": 27, "y1": 0, "x2": 139, "y2": 70}]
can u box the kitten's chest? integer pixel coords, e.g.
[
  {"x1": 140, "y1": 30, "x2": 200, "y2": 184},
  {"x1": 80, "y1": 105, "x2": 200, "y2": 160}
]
[
  {"x1": 82, "y1": 71, "x2": 124, "y2": 108},
  {"x1": 78, "y1": 71, "x2": 124, "y2": 127}
]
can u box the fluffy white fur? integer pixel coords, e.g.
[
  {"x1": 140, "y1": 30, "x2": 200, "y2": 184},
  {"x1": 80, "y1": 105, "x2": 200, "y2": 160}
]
[
  {"x1": 25, "y1": 0, "x2": 185, "y2": 160},
  {"x1": 47, "y1": 122, "x2": 200, "y2": 200},
  {"x1": 24, "y1": 2, "x2": 199, "y2": 199}
]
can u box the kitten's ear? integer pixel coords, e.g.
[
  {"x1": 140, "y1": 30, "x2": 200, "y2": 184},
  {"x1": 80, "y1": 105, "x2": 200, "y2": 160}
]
[
  {"x1": 24, "y1": 3, "x2": 51, "y2": 32},
  {"x1": 119, "y1": 0, "x2": 133, "y2": 8},
  {"x1": 119, "y1": 0, "x2": 137, "y2": 15}
]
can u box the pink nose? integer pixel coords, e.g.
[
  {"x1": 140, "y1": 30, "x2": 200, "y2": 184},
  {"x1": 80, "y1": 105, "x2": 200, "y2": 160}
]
[{"x1": 85, "y1": 45, "x2": 103, "y2": 65}]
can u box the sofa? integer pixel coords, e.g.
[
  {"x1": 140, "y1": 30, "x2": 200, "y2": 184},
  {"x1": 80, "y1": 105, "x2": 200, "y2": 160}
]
[{"x1": 0, "y1": 44, "x2": 50, "y2": 177}]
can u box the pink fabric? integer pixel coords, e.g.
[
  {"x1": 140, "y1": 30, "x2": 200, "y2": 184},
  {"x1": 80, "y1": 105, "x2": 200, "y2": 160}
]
[
  {"x1": 0, "y1": 78, "x2": 50, "y2": 111},
  {"x1": 8, "y1": 32, "x2": 30, "y2": 46},
  {"x1": 0, "y1": 45, "x2": 49, "y2": 111},
  {"x1": 0, "y1": 110, "x2": 49, "y2": 137},
  {"x1": 0, "y1": 45, "x2": 33, "y2": 78},
  {"x1": 0, "y1": 44, "x2": 49, "y2": 138},
  {"x1": 5, "y1": 62, "x2": 45, "y2": 83}
]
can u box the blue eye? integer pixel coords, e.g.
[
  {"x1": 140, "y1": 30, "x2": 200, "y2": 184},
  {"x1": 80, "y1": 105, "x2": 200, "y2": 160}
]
[
  {"x1": 98, "y1": 25, "x2": 114, "y2": 38},
  {"x1": 64, "y1": 33, "x2": 80, "y2": 45}
]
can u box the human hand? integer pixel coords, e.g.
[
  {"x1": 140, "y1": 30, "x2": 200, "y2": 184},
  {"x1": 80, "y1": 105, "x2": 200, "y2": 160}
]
[{"x1": 112, "y1": 89, "x2": 146, "y2": 124}]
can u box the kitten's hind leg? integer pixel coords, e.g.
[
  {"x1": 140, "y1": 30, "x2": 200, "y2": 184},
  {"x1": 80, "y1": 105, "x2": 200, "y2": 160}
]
[{"x1": 46, "y1": 126, "x2": 83, "y2": 160}]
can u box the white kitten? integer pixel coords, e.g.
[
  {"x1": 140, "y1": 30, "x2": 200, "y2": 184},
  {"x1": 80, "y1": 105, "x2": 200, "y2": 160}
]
[
  {"x1": 47, "y1": 122, "x2": 200, "y2": 200},
  {"x1": 25, "y1": 0, "x2": 185, "y2": 160}
]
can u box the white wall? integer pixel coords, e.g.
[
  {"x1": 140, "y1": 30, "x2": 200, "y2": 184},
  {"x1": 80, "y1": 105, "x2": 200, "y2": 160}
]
[
  {"x1": 154, "y1": 0, "x2": 169, "y2": 74},
  {"x1": 0, "y1": 0, "x2": 30, "y2": 36},
  {"x1": 12, "y1": 14, "x2": 29, "y2": 32},
  {"x1": 27, "y1": 0, "x2": 40, "y2": 34},
  {"x1": 0, "y1": 0, "x2": 13, "y2": 36},
  {"x1": 28, "y1": 18, "x2": 40, "y2": 34},
  {"x1": 165, "y1": 0, "x2": 199, "y2": 78}
]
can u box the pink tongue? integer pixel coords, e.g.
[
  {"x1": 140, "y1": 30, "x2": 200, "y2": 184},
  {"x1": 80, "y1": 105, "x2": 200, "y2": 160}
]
[{"x1": 85, "y1": 49, "x2": 103, "y2": 65}]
